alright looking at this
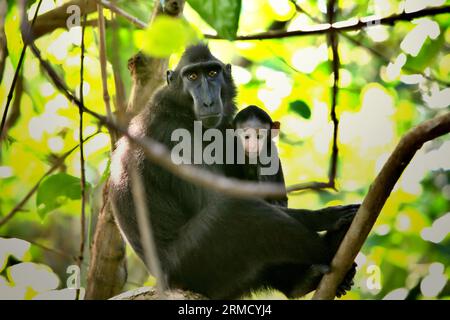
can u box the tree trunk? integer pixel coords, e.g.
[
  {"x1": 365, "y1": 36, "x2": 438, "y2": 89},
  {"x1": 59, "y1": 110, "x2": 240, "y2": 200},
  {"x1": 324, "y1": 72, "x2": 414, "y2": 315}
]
[{"x1": 85, "y1": 0, "x2": 186, "y2": 300}]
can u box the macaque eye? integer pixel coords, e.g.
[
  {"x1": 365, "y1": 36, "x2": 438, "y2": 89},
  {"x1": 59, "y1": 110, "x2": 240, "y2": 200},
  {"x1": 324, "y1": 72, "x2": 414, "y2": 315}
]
[
  {"x1": 187, "y1": 72, "x2": 198, "y2": 81},
  {"x1": 208, "y1": 70, "x2": 218, "y2": 78},
  {"x1": 244, "y1": 134, "x2": 251, "y2": 140}
]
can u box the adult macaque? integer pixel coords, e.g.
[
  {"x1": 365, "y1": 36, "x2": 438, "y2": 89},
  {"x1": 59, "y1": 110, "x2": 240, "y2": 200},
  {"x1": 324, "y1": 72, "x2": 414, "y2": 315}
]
[{"x1": 110, "y1": 44, "x2": 358, "y2": 299}]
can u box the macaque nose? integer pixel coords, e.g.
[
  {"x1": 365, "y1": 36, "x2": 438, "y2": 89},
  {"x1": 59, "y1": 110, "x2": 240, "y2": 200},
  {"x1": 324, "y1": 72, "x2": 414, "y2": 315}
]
[
  {"x1": 247, "y1": 140, "x2": 259, "y2": 154},
  {"x1": 203, "y1": 101, "x2": 214, "y2": 108}
]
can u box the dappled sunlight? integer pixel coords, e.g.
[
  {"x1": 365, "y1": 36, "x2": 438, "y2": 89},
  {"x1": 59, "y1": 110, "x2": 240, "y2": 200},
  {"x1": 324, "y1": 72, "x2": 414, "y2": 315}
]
[
  {"x1": 339, "y1": 84, "x2": 395, "y2": 152},
  {"x1": 383, "y1": 288, "x2": 409, "y2": 300},
  {"x1": 400, "y1": 18, "x2": 440, "y2": 57},
  {"x1": 421, "y1": 212, "x2": 450, "y2": 244},
  {"x1": 420, "y1": 263, "x2": 447, "y2": 298},
  {"x1": 0, "y1": 0, "x2": 448, "y2": 301},
  {"x1": 291, "y1": 44, "x2": 328, "y2": 74}
]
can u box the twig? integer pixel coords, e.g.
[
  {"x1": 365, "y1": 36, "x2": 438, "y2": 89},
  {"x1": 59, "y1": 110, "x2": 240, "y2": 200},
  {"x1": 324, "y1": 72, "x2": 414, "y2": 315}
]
[
  {"x1": 0, "y1": 0, "x2": 8, "y2": 84},
  {"x1": 287, "y1": 0, "x2": 341, "y2": 194},
  {"x1": 344, "y1": 34, "x2": 450, "y2": 87},
  {"x1": 0, "y1": 132, "x2": 99, "y2": 228},
  {"x1": 286, "y1": 181, "x2": 336, "y2": 193},
  {"x1": 0, "y1": 0, "x2": 43, "y2": 145},
  {"x1": 327, "y1": 0, "x2": 340, "y2": 190},
  {"x1": 129, "y1": 160, "x2": 167, "y2": 299},
  {"x1": 25, "y1": 238, "x2": 78, "y2": 260},
  {"x1": 76, "y1": 5, "x2": 88, "y2": 296},
  {"x1": 313, "y1": 111, "x2": 450, "y2": 299},
  {"x1": 290, "y1": 1, "x2": 449, "y2": 86},
  {"x1": 0, "y1": 75, "x2": 23, "y2": 143},
  {"x1": 94, "y1": 0, "x2": 146, "y2": 29},
  {"x1": 96, "y1": 4, "x2": 114, "y2": 121},
  {"x1": 109, "y1": 1, "x2": 127, "y2": 121},
  {"x1": 205, "y1": 5, "x2": 450, "y2": 40}
]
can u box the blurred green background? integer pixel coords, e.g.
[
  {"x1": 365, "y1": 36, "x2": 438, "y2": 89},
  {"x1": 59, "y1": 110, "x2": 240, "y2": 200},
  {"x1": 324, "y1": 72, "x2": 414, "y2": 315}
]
[{"x1": 0, "y1": 0, "x2": 449, "y2": 300}]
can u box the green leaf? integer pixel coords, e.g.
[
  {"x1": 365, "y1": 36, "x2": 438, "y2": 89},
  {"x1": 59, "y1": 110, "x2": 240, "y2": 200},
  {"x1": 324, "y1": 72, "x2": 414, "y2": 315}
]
[
  {"x1": 404, "y1": 34, "x2": 445, "y2": 72},
  {"x1": 140, "y1": 16, "x2": 199, "y2": 57},
  {"x1": 36, "y1": 173, "x2": 86, "y2": 219},
  {"x1": 187, "y1": 0, "x2": 241, "y2": 40},
  {"x1": 289, "y1": 100, "x2": 311, "y2": 119}
]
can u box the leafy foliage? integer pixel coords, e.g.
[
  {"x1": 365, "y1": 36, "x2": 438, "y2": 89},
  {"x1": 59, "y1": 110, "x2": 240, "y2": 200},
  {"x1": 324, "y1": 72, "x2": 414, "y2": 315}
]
[
  {"x1": 36, "y1": 173, "x2": 89, "y2": 219},
  {"x1": 0, "y1": 0, "x2": 449, "y2": 300},
  {"x1": 187, "y1": 0, "x2": 241, "y2": 39}
]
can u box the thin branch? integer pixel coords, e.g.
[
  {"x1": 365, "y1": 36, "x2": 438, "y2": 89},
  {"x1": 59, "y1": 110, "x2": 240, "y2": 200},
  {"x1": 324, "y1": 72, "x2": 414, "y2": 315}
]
[
  {"x1": 205, "y1": 5, "x2": 450, "y2": 40},
  {"x1": 0, "y1": 75, "x2": 23, "y2": 143},
  {"x1": 0, "y1": 132, "x2": 99, "y2": 228},
  {"x1": 327, "y1": 0, "x2": 340, "y2": 190},
  {"x1": 94, "y1": 0, "x2": 146, "y2": 29},
  {"x1": 344, "y1": 33, "x2": 450, "y2": 87},
  {"x1": 129, "y1": 160, "x2": 167, "y2": 298},
  {"x1": 25, "y1": 238, "x2": 78, "y2": 261},
  {"x1": 286, "y1": 181, "x2": 336, "y2": 193},
  {"x1": 313, "y1": 111, "x2": 450, "y2": 299},
  {"x1": 287, "y1": 0, "x2": 341, "y2": 194},
  {"x1": 109, "y1": 2, "x2": 127, "y2": 122},
  {"x1": 0, "y1": 0, "x2": 8, "y2": 84},
  {"x1": 290, "y1": 1, "x2": 449, "y2": 87},
  {"x1": 0, "y1": 0, "x2": 43, "y2": 145},
  {"x1": 76, "y1": 5, "x2": 88, "y2": 291},
  {"x1": 26, "y1": 40, "x2": 286, "y2": 200},
  {"x1": 96, "y1": 4, "x2": 113, "y2": 121}
]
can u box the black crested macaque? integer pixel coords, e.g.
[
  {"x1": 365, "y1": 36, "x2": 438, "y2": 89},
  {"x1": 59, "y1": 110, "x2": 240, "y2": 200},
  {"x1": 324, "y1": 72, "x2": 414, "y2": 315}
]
[
  {"x1": 233, "y1": 105, "x2": 288, "y2": 207},
  {"x1": 110, "y1": 44, "x2": 358, "y2": 299}
]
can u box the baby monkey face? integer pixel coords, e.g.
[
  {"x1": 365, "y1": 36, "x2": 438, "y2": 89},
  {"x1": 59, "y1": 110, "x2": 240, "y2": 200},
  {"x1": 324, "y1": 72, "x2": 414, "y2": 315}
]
[
  {"x1": 236, "y1": 119, "x2": 272, "y2": 159},
  {"x1": 241, "y1": 128, "x2": 269, "y2": 157}
]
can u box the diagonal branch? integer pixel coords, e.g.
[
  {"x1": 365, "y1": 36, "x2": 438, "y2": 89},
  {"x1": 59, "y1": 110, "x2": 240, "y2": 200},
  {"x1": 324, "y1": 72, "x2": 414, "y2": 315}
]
[
  {"x1": 313, "y1": 111, "x2": 450, "y2": 299},
  {"x1": 26, "y1": 40, "x2": 286, "y2": 199},
  {"x1": 205, "y1": 5, "x2": 450, "y2": 40},
  {"x1": 0, "y1": 0, "x2": 43, "y2": 146},
  {"x1": 0, "y1": 132, "x2": 99, "y2": 228}
]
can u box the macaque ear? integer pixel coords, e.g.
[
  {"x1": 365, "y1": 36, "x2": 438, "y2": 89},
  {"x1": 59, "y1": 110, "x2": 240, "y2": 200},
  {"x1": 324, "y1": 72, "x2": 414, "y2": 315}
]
[
  {"x1": 271, "y1": 121, "x2": 280, "y2": 137},
  {"x1": 225, "y1": 64, "x2": 232, "y2": 74},
  {"x1": 127, "y1": 58, "x2": 134, "y2": 72},
  {"x1": 166, "y1": 70, "x2": 174, "y2": 85}
]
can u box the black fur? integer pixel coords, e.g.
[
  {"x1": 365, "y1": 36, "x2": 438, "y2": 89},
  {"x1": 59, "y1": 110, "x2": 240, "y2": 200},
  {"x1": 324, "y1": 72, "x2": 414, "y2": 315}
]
[{"x1": 110, "y1": 44, "x2": 357, "y2": 299}]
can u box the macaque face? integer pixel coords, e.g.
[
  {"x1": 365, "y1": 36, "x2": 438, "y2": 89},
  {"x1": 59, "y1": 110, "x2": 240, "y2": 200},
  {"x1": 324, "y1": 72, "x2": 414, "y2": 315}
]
[{"x1": 236, "y1": 119, "x2": 271, "y2": 159}]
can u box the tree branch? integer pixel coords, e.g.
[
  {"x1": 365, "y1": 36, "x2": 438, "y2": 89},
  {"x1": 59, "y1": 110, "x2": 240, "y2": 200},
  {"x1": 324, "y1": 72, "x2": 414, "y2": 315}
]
[
  {"x1": 0, "y1": 74, "x2": 23, "y2": 143},
  {"x1": 76, "y1": 4, "x2": 88, "y2": 299},
  {"x1": 0, "y1": 132, "x2": 99, "y2": 228},
  {"x1": 327, "y1": 0, "x2": 340, "y2": 191},
  {"x1": 286, "y1": 0, "x2": 341, "y2": 194},
  {"x1": 129, "y1": 160, "x2": 167, "y2": 298},
  {"x1": 25, "y1": 38, "x2": 286, "y2": 199},
  {"x1": 313, "y1": 111, "x2": 450, "y2": 299},
  {"x1": 205, "y1": 5, "x2": 450, "y2": 40},
  {"x1": 0, "y1": 0, "x2": 7, "y2": 84},
  {"x1": 31, "y1": 0, "x2": 97, "y2": 38},
  {"x1": 86, "y1": 0, "x2": 186, "y2": 300},
  {"x1": 0, "y1": 0, "x2": 43, "y2": 145},
  {"x1": 94, "y1": 0, "x2": 146, "y2": 29}
]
